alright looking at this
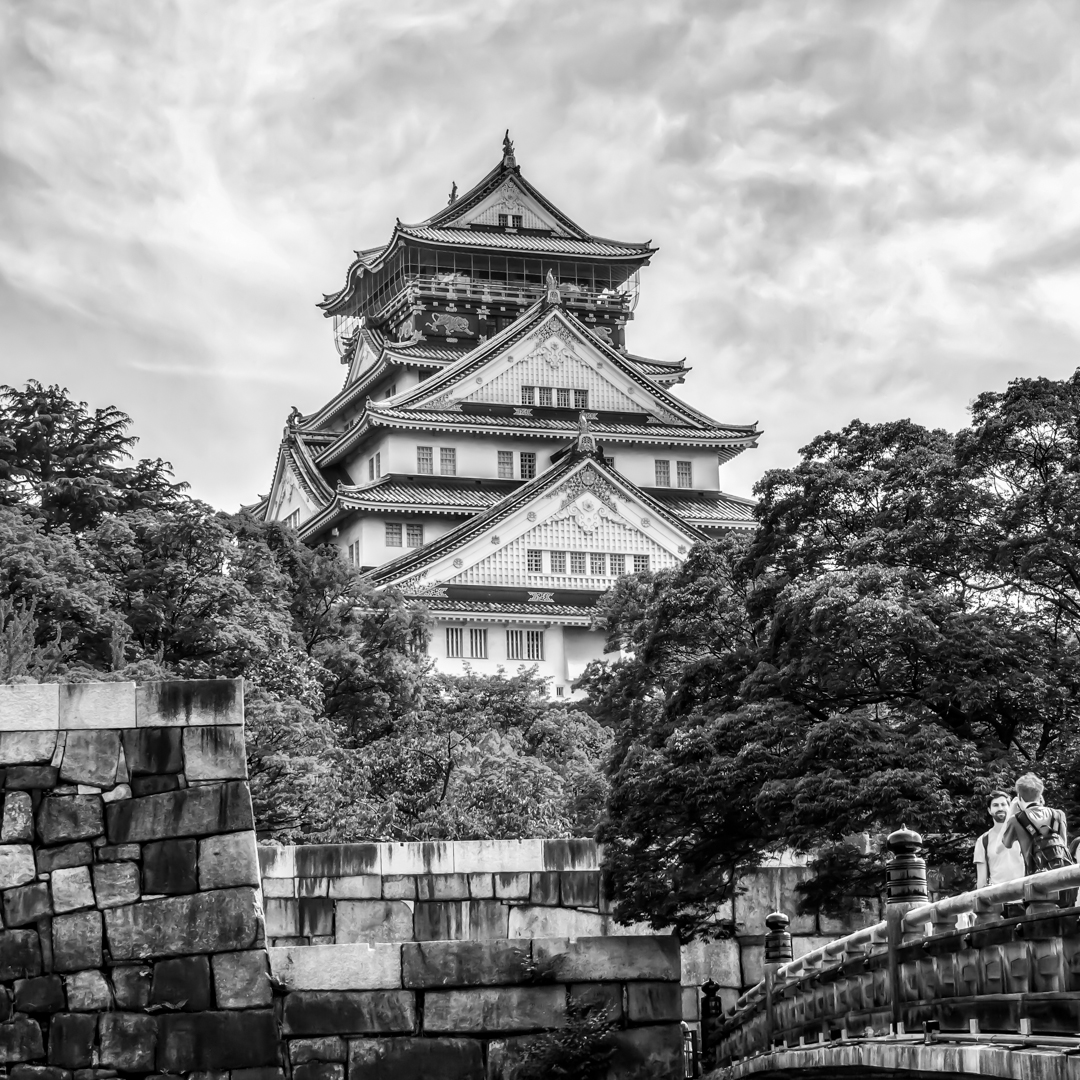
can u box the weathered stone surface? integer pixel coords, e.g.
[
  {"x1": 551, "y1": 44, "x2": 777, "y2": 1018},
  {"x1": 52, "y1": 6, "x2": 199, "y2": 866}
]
[
  {"x1": 485, "y1": 1035, "x2": 548, "y2": 1080},
  {"x1": 541, "y1": 838, "x2": 597, "y2": 871},
  {"x1": 136, "y1": 678, "x2": 241, "y2": 727},
  {"x1": 296, "y1": 843, "x2": 380, "y2": 877},
  {"x1": 402, "y1": 940, "x2": 528, "y2": 988},
  {"x1": 2, "y1": 793, "x2": 34, "y2": 842},
  {"x1": 121, "y1": 727, "x2": 183, "y2": 775},
  {"x1": 9, "y1": 1066, "x2": 68, "y2": 1080},
  {"x1": 155, "y1": 1009, "x2": 278, "y2": 1070},
  {"x1": 559, "y1": 871, "x2": 599, "y2": 907},
  {"x1": 257, "y1": 843, "x2": 295, "y2": 878},
  {"x1": 262, "y1": 878, "x2": 296, "y2": 898},
  {"x1": 7, "y1": 766, "x2": 58, "y2": 789},
  {"x1": 131, "y1": 774, "x2": 181, "y2": 796},
  {"x1": 269, "y1": 944, "x2": 402, "y2": 992},
  {"x1": 680, "y1": 938, "x2": 741, "y2": 989},
  {"x1": 64, "y1": 969, "x2": 113, "y2": 1011},
  {"x1": 111, "y1": 964, "x2": 152, "y2": 1009},
  {"x1": 424, "y1": 986, "x2": 565, "y2": 1033},
  {"x1": 453, "y1": 839, "x2": 547, "y2": 874},
  {"x1": 212, "y1": 949, "x2": 272, "y2": 1007},
  {"x1": 36, "y1": 841, "x2": 92, "y2": 873},
  {"x1": 106, "y1": 781, "x2": 253, "y2": 842},
  {"x1": 570, "y1": 981, "x2": 624, "y2": 1021},
  {"x1": 532, "y1": 936, "x2": 681, "y2": 983},
  {"x1": 508, "y1": 906, "x2": 605, "y2": 939},
  {"x1": 198, "y1": 831, "x2": 260, "y2": 890},
  {"x1": 347, "y1": 1036, "x2": 483, "y2": 1080},
  {"x1": 0, "y1": 684, "x2": 59, "y2": 731},
  {"x1": 626, "y1": 981, "x2": 682, "y2": 1023},
  {"x1": 734, "y1": 867, "x2": 816, "y2": 935},
  {"x1": 104, "y1": 887, "x2": 260, "y2": 959},
  {"x1": 14, "y1": 975, "x2": 64, "y2": 1013},
  {"x1": 152, "y1": 954, "x2": 211, "y2": 1011},
  {"x1": 92, "y1": 861, "x2": 140, "y2": 908},
  {"x1": 59, "y1": 731, "x2": 119, "y2": 787},
  {"x1": 414, "y1": 901, "x2": 465, "y2": 941},
  {"x1": 142, "y1": 837, "x2": 197, "y2": 894},
  {"x1": 467, "y1": 900, "x2": 508, "y2": 940},
  {"x1": 327, "y1": 875, "x2": 380, "y2": 899},
  {"x1": 60, "y1": 682, "x2": 135, "y2": 730},
  {"x1": 289, "y1": 1036, "x2": 347, "y2": 1063},
  {"x1": 0, "y1": 929, "x2": 42, "y2": 980},
  {"x1": 101, "y1": 784, "x2": 131, "y2": 803},
  {"x1": 232, "y1": 1068, "x2": 287, "y2": 1080},
  {"x1": 740, "y1": 943, "x2": 764, "y2": 987},
  {"x1": 681, "y1": 986, "x2": 700, "y2": 1022},
  {"x1": 51, "y1": 866, "x2": 95, "y2": 913},
  {"x1": 529, "y1": 872, "x2": 560, "y2": 905},
  {"x1": 493, "y1": 872, "x2": 530, "y2": 899},
  {"x1": 98, "y1": 1012, "x2": 157, "y2": 1071},
  {"x1": 381, "y1": 875, "x2": 415, "y2": 900},
  {"x1": 52, "y1": 911, "x2": 102, "y2": 972},
  {"x1": 97, "y1": 841, "x2": 140, "y2": 862},
  {"x1": 264, "y1": 898, "x2": 299, "y2": 937},
  {"x1": 182, "y1": 725, "x2": 247, "y2": 780},
  {"x1": 337, "y1": 900, "x2": 413, "y2": 944},
  {"x1": 416, "y1": 873, "x2": 469, "y2": 900},
  {"x1": 299, "y1": 876, "x2": 328, "y2": 898},
  {"x1": 300, "y1": 897, "x2": 334, "y2": 938},
  {"x1": 281, "y1": 990, "x2": 415, "y2": 1036},
  {"x1": 0, "y1": 730, "x2": 57, "y2": 765},
  {"x1": 604, "y1": 1024, "x2": 684, "y2": 1080},
  {"x1": 466, "y1": 873, "x2": 493, "y2": 898},
  {"x1": 0, "y1": 1015, "x2": 44, "y2": 1063},
  {"x1": 294, "y1": 1063, "x2": 344, "y2": 1080},
  {"x1": 37, "y1": 797, "x2": 103, "y2": 844},
  {"x1": 48, "y1": 1013, "x2": 95, "y2": 1067},
  {"x1": 4, "y1": 882, "x2": 51, "y2": 926},
  {"x1": 381, "y1": 841, "x2": 454, "y2": 876},
  {"x1": 0, "y1": 844, "x2": 37, "y2": 888}
]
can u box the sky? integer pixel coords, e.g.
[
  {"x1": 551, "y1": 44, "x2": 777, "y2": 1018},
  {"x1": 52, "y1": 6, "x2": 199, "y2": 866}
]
[{"x1": 2, "y1": 0, "x2": 1080, "y2": 509}]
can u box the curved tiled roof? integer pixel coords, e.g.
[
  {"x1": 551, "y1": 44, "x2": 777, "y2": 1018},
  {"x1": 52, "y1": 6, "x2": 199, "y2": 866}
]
[
  {"x1": 339, "y1": 481, "x2": 504, "y2": 514},
  {"x1": 652, "y1": 493, "x2": 757, "y2": 525},
  {"x1": 397, "y1": 225, "x2": 654, "y2": 258},
  {"x1": 415, "y1": 599, "x2": 599, "y2": 619}
]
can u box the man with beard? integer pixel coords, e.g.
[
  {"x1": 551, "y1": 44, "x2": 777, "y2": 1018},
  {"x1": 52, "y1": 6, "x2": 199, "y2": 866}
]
[{"x1": 974, "y1": 790, "x2": 1026, "y2": 889}]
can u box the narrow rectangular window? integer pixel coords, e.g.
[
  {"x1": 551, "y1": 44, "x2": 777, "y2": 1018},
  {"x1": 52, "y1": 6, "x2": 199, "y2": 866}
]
[
  {"x1": 469, "y1": 628, "x2": 488, "y2": 659},
  {"x1": 383, "y1": 384, "x2": 396, "y2": 399},
  {"x1": 527, "y1": 550, "x2": 543, "y2": 573},
  {"x1": 511, "y1": 214, "x2": 523, "y2": 229},
  {"x1": 555, "y1": 685, "x2": 565, "y2": 697},
  {"x1": 521, "y1": 386, "x2": 536, "y2": 406},
  {"x1": 633, "y1": 554, "x2": 650, "y2": 574},
  {"x1": 550, "y1": 551, "x2": 567, "y2": 574},
  {"x1": 574, "y1": 390, "x2": 589, "y2": 409},
  {"x1": 374, "y1": 452, "x2": 381, "y2": 478},
  {"x1": 446, "y1": 628, "x2": 464, "y2": 658},
  {"x1": 385, "y1": 523, "x2": 402, "y2": 547},
  {"x1": 283, "y1": 509, "x2": 300, "y2": 529},
  {"x1": 498, "y1": 213, "x2": 508, "y2": 227},
  {"x1": 498, "y1": 451, "x2": 514, "y2": 479},
  {"x1": 368, "y1": 457, "x2": 375, "y2": 481},
  {"x1": 570, "y1": 551, "x2": 586, "y2": 574},
  {"x1": 440, "y1": 448, "x2": 457, "y2": 475},
  {"x1": 610, "y1": 553, "x2": 626, "y2": 575},
  {"x1": 506, "y1": 629, "x2": 524, "y2": 660},
  {"x1": 417, "y1": 446, "x2": 433, "y2": 474},
  {"x1": 520, "y1": 452, "x2": 537, "y2": 480},
  {"x1": 556, "y1": 388, "x2": 571, "y2": 408},
  {"x1": 590, "y1": 552, "x2": 606, "y2": 575},
  {"x1": 654, "y1": 460, "x2": 670, "y2": 486},
  {"x1": 526, "y1": 630, "x2": 545, "y2": 661},
  {"x1": 406, "y1": 523, "x2": 424, "y2": 548},
  {"x1": 676, "y1": 461, "x2": 693, "y2": 488},
  {"x1": 538, "y1": 387, "x2": 553, "y2": 407}
]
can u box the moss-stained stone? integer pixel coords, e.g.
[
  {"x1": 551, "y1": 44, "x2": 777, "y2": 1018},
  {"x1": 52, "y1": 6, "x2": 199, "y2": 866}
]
[
  {"x1": 532, "y1": 936, "x2": 680, "y2": 983},
  {"x1": 299, "y1": 897, "x2": 335, "y2": 938},
  {"x1": 151, "y1": 955, "x2": 212, "y2": 1011},
  {"x1": 402, "y1": 940, "x2": 528, "y2": 989},
  {"x1": 265, "y1": 898, "x2": 300, "y2": 938},
  {"x1": 347, "y1": 1036, "x2": 483, "y2": 1080},
  {"x1": 135, "y1": 678, "x2": 242, "y2": 728},
  {"x1": 2, "y1": 792, "x2": 34, "y2": 842},
  {"x1": 212, "y1": 949, "x2": 273, "y2": 1008},
  {"x1": 569, "y1": 981, "x2": 623, "y2": 1021},
  {"x1": 14, "y1": 975, "x2": 64, "y2": 1014},
  {"x1": 0, "y1": 1016, "x2": 44, "y2": 1063},
  {"x1": 529, "y1": 872, "x2": 560, "y2": 906},
  {"x1": 381, "y1": 876, "x2": 416, "y2": 900},
  {"x1": 199, "y1": 831, "x2": 260, "y2": 890},
  {"x1": 105, "y1": 781, "x2": 253, "y2": 843},
  {"x1": 155, "y1": 1009, "x2": 279, "y2": 1071},
  {"x1": 6, "y1": 766, "x2": 59, "y2": 791},
  {"x1": 327, "y1": 876, "x2": 381, "y2": 899},
  {"x1": 381, "y1": 841, "x2": 454, "y2": 877},
  {"x1": 98, "y1": 1012, "x2": 157, "y2": 1071},
  {"x1": 296, "y1": 844, "x2": 380, "y2": 878},
  {"x1": 111, "y1": 965, "x2": 152, "y2": 1009},
  {"x1": 540, "y1": 838, "x2": 597, "y2": 871},
  {"x1": 290, "y1": 1036, "x2": 348, "y2": 1063},
  {"x1": 142, "y1": 837, "x2": 197, "y2": 894},
  {"x1": 0, "y1": 731, "x2": 57, "y2": 765},
  {"x1": 603, "y1": 1024, "x2": 684, "y2": 1080},
  {"x1": 559, "y1": 871, "x2": 599, "y2": 908},
  {"x1": 4, "y1": 883, "x2": 51, "y2": 927},
  {"x1": 51, "y1": 911, "x2": 102, "y2": 972},
  {"x1": 414, "y1": 902, "x2": 466, "y2": 942},
  {"x1": 36, "y1": 797, "x2": 103, "y2": 844},
  {"x1": 281, "y1": 990, "x2": 416, "y2": 1036},
  {"x1": 417, "y1": 874, "x2": 469, "y2": 901},
  {"x1": 47, "y1": 1013, "x2": 95, "y2": 1067},
  {"x1": 59, "y1": 731, "x2": 119, "y2": 788},
  {"x1": 423, "y1": 985, "x2": 565, "y2": 1033},
  {"x1": 626, "y1": 981, "x2": 682, "y2": 1023},
  {"x1": 121, "y1": 728, "x2": 183, "y2": 775},
  {"x1": 467, "y1": 874, "x2": 494, "y2": 899},
  {"x1": 182, "y1": 726, "x2": 247, "y2": 781},
  {"x1": 493, "y1": 872, "x2": 530, "y2": 900},
  {"x1": 36, "y1": 842, "x2": 92, "y2": 874}
]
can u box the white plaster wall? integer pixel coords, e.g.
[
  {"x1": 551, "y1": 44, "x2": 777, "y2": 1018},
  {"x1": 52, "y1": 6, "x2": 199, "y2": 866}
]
[{"x1": 333, "y1": 513, "x2": 459, "y2": 567}]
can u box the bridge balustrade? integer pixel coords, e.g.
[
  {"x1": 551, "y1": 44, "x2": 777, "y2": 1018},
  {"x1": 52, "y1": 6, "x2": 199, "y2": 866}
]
[{"x1": 710, "y1": 831, "x2": 1080, "y2": 1071}]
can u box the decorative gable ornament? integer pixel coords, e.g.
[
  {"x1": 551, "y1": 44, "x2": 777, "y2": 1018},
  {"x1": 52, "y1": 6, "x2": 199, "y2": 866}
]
[{"x1": 551, "y1": 493, "x2": 625, "y2": 535}]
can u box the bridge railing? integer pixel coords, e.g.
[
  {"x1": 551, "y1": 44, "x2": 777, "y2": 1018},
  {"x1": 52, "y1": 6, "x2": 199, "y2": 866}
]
[{"x1": 709, "y1": 827, "x2": 1080, "y2": 1069}]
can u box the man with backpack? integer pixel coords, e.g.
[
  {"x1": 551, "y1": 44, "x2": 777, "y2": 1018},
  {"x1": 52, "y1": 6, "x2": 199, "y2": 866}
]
[
  {"x1": 974, "y1": 790, "x2": 1026, "y2": 888},
  {"x1": 1000, "y1": 773, "x2": 1073, "y2": 879}
]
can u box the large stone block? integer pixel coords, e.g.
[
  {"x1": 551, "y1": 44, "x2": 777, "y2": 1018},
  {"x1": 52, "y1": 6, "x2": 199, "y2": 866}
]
[
  {"x1": 507, "y1": 907, "x2": 606, "y2": 939},
  {"x1": 380, "y1": 841, "x2": 454, "y2": 876},
  {"x1": 467, "y1": 899, "x2": 509, "y2": 940},
  {"x1": 532, "y1": 936, "x2": 680, "y2": 983},
  {"x1": 59, "y1": 682, "x2": 135, "y2": 729},
  {"x1": 98, "y1": 1012, "x2": 157, "y2": 1071},
  {"x1": 328, "y1": 875, "x2": 381, "y2": 899},
  {"x1": 290, "y1": 1036, "x2": 347, "y2": 1063},
  {"x1": 199, "y1": 831, "x2": 260, "y2": 889},
  {"x1": 212, "y1": 949, "x2": 273, "y2": 1007},
  {"x1": 50, "y1": 865, "x2": 95, "y2": 913},
  {"x1": 36, "y1": 841, "x2": 91, "y2": 873},
  {"x1": 417, "y1": 873, "x2": 469, "y2": 900},
  {"x1": 59, "y1": 731, "x2": 119, "y2": 787},
  {"x1": 560, "y1": 871, "x2": 599, "y2": 907},
  {"x1": 300, "y1": 897, "x2": 335, "y2": 938},
  {"x1": 680, "y1": 938, "x2": 741, "y2": 988},
  {"x1": 0, "y1": 685, "x2": 59, "y2": 731},
  {"x1": 52, "y1": 910, "x2": 102, "y2": 971},
  {"x1": 263, "y1": 878, "x2": 297, "y2": 898},
  {"x1": 257, "y1": 843, "x2": 295, "y2": 878},
  {"x1": 106, "y1": 780, "x2": 253, "y2": 842},
  {"x1": 733, "y1": 867, "x2": 816, "y2": 935},
  {"x1": 264, "y1": 897, "x2": 300, "y2": 937},
  {"x1": 4, "y1": 883, "x2": 51, "y2": 926},
  {"x1": 48, "y1": 1013, "x2": 95, "y2": 1067},
  {"x1": 5, "y1": 765, "x2": 57, "y2": 789},
  {"x1": 604, "y1": 1024, "x2": 684, "y2": 1080},
  {"x1": 452, "y1": 838, "x2": 544, "y2": 874},
  {"x1": 64, "y1": 969, "x2": 113, "y2": 1011},
  {"x1": 92, "y1": 861, "x2": 140, "y2": 908},
  {"x1": 626, "y1": 981, "x2": 682, "y2": 1023},
  {"x1": 0, "y1": 730, "x2": 57, "y2": 764},
  {"x1": 121, "y1": 727, "x2": 183, "y2": 774},
  {"x1": 111, "y1": 964, "x2": 152, "y2": 1009},
  {"x1": 2, "y1": 792, "x2": 34, "y2": 842},
  {"x1": 0, "y1": 1016, "x2": 43, "y2": 1063},
  {"x1": 424, "y1": 985, "x2": 565, "y2": 1033},
  {"x1": 136, "y1": 678, "x2": 242, "y2": 727},
  {"x1": 104, "y1": 887, "x2": 260, "y2": 959},
  {"x1": 0, "y1": 844, "x2": 37, "y2": 888},
  {"x1": 151, "y1": 954, "x2": 211, "y2": 1011},
  {"x1": 0, "y1": 930, "x2": 42, "y2": 980},
  {"x1": 493, "y1": 872, "x2": 530, "y2": 899},
  {"x1": 337, "y1": 900, "x2": 413, "y2": 944},
  {"x1": 381, "y1": 875, "x2": 416, "y2": 900},
  {"x1": 14, "y1": 974, "x2": 64, "y2": 1013},
  {"x1": 467, "y1": 873, "x2": 493, "y2": 898},
  {"x1": 142, "y1": 837, "x2": 197, "y2": 894},
  {"x1": 36, "y1": 796, "x2": 104, "y2": 844},
  {"x1": 402, "y1": 940, "x2": 527, "y2": 988},
  {"x1": 183, "y1": 725, "x2": 247, "y2": 780},
  {"x1": 347, "y1": 1037, "x2": 483, "y2": 1080},
  {"x1": 541, "y1": 838, "x2": 597, "y2": 870},
  {"x1": 270, "y1": 944, "x2": 402, "y2": 992},
  {"x1": 155, "y1": 1009, "x2": 278, "y2": 1071},
  {"x1": 280, "y1": 989, "x2": 415, "y2": 1036},
  {"x1": 570, "y1": 981, "x2": 624, "y2": 1022},
  {"x1": 414, "y1": 901, "x2": 466, "y2": 941},
  {"x1": 529, "y1": 872, "x2": 560, "y2": 905}
]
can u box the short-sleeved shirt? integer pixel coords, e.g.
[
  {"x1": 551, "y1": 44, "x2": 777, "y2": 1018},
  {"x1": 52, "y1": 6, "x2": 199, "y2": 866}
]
[{"x1": 974, "y1": 823, "x2": 1027, "y2": 885}]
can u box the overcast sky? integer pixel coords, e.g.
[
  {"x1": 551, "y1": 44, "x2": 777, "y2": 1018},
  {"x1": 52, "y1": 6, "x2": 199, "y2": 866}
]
[{"x1": 3, "y1": 0, "x2": 1079, "y2": 509}]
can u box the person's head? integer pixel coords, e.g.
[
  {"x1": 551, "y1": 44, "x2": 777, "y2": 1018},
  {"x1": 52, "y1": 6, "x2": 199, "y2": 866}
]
[
  {"x1": 987, "y1": 790, "x2": 1010, "y2": 823},
  {"x1": 1015, "y1": 773, "x2": 1045, "y2": 804}
]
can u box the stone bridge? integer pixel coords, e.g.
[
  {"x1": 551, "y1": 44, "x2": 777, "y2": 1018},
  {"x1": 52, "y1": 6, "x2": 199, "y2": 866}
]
[{"x1": 704, "y1": 829, "x2": 1080, "y2": 1080}]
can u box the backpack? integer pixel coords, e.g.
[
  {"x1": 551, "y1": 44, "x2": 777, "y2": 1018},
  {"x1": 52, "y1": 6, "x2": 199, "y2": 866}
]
[{"x1": 1014, "y1": 807, "x2": 1073, "y2": 872}]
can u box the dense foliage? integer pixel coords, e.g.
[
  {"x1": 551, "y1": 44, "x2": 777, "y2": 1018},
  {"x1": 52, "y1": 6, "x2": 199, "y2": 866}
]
[
  {"x1": 0, "y1": 383, "x2": 610, "y2": 842},
  {"x1": 590, "y1": 371, "x2": 1080, "y2": 938}
]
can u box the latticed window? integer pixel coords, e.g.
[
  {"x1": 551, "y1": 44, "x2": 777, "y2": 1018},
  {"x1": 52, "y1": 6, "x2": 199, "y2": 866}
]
[
  {"x1": 511, "y1": 215, "x2": 523, "y2": 229},
  {"x1": 610, "y1": 554, "x2": 626, "y2": 575},
  {"x1": 634, "y1": 554, "x2": 650, "y2": 573},
  {"x1": 498, "y1": 451, "x2": 514, "y2": 479},
  {"x1": 521, "y1": 386, "x2": 536, "y2": 406},
  {"x1": 676, "y1": 461, "x2": 693, "y2": 488},
  {"x1": 406, "y1": 524, "x2": 424, "y2": 548},
  {"x1": 590, "y1": 552, "x2": 606, "y2": 575},
  {"x1": 555, "y1": 685, "x2": 565, "y2": 697},
  {"x1": 507, "y1": 629, "x2": 545, "y2": 661},
  {"x1": 550, "y1": 551, "x2": 567, "y2": 573},
  {"x1": 385, "y1": 523, "x2": 402, "y2": 547},
  {"x1": 574, "y1": 390, "x2": 589, "y2": 409},
  {"x1": 525, "y1": 630, "x2": 544, "y2": 660},
  {"x1": 469, "y1": 628, "x2": 488, "y2": 658},
  {"x1": 440, "y1": 448, "x2": 456, "y2": 476},
  {"x1": 498, "y1": 214, "x2": 508, "y2": 227},
  {"x1": 527, "y1": 550, "x2": 543, "y2": 573},
  {"x1": 446, "y1": 628, "x2": 464, "y2": 658},
  {"x1": 654, "y1": 460, "x2": 670, "y2": 486},
  {"x1": 538, "y1": 387, "x2": 553, "y2": 407},
  {"x1": 556, "y1": 388, "x2": 571, "y2": 408},
  {"x1": 570, "y1": 552, "x2": 586, "y2": 574},
  {"x1": 417, "y1": 446, "x2": 433, "y2": 474},
  {"x1": 520, "y1": 453, "x2": 537, "y2": 480},
  {"x1": 283, "y1": 509, "x2": 301, "y2": 530}
]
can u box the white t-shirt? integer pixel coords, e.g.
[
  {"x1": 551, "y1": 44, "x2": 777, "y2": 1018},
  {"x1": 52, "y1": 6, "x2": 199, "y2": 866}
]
[{"x1": 974, "y1": 822, "x2": 1027, "y2": 885}]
